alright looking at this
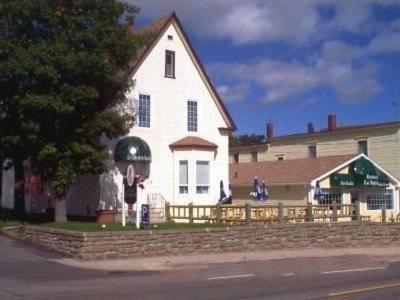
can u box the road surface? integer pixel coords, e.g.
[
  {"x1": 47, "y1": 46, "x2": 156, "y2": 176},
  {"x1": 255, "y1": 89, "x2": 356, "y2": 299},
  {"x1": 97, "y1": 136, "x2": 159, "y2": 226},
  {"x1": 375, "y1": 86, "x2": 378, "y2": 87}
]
[{"x1": 1, "y1": 234, "x2": 400, "y2": 299}]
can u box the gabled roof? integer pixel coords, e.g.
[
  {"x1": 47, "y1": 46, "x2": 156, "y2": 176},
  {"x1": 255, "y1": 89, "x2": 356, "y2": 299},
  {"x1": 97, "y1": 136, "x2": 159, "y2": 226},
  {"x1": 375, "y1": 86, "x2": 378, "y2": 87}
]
[
  {"x1": 169, "y1": 136, "x2": 217, "y2": 150},
  {"x1": 129, "y1": 12, "x2": 236, "y2": 131},
  {"x1": 230, "y1": 155, "x2": 356, "y2": 186}
]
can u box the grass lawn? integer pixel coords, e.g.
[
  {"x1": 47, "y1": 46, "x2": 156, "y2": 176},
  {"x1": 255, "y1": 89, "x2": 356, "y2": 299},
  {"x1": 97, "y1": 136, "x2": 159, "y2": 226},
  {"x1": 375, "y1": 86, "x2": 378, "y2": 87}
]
[
  {"x1": 39, "y1": 221, "x2": 227, "y2": 232},
  {"x1": 0, "y1": 220, "x2": 23, "y2": 228}
]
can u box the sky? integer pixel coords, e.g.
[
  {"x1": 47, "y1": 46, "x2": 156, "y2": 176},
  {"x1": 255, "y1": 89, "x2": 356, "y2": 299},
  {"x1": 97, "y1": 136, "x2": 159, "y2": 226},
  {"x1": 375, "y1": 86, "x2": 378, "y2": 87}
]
[{"x1": 131, "y1": 0, "x2": 400, "y2": 136}]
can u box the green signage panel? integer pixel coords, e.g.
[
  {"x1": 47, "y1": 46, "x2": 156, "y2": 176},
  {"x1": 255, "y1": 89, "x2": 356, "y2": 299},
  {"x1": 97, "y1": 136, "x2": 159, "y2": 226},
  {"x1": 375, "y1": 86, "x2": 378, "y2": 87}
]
[
  {"x1": 330, "y1": 157, "x2": 389, "y2": 187},
  {"x1": 114, "y1": 137, "x2": 151, "y2": 162}
]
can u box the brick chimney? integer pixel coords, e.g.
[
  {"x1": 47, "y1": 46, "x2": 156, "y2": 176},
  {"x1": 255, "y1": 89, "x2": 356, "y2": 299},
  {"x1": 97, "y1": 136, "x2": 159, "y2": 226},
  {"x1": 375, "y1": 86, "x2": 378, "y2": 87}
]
[
  {"x1": 266, "y1": 121, "x2": 274, "y2": 140},
  {"x1": 307, "y1": 122, "x2": 314, "y2": 133},
  {"x1": 328, "y1": 114, "x2": 337, "y2": 131}
]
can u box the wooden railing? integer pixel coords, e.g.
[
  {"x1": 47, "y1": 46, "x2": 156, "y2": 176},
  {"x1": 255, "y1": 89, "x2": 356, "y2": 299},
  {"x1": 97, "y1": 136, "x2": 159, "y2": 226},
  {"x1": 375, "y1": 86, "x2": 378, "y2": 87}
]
[{"x1": 165, "y1": 202, "x2": 363, "y2": 225}]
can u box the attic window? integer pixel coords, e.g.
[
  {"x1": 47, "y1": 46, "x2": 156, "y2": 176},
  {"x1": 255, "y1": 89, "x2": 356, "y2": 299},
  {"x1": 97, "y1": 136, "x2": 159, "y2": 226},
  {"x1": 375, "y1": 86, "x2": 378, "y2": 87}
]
[
  {"x1": 165, "y1": 50, "x2": 175, "y2": 78},
  {"x1": 168, "y1": 35, "x2": 173, "y2": 40}
]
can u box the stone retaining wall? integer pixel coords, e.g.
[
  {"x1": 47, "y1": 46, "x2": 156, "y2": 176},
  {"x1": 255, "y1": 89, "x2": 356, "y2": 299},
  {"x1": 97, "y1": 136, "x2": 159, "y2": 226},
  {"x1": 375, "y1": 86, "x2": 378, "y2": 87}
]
[{"x1": 25, "y1": 222, "x2": 400, "y2": 260}]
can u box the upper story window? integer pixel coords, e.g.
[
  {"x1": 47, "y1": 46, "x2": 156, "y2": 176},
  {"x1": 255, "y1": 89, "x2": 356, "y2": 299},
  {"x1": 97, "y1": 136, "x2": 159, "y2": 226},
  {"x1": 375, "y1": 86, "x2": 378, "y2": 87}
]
[
  {"x1": 251, "y1": 151, "x2": 258, "y2": 162},
  {"x1": 196, "y1": 161, "x2": 209, "y2": 194},
  {"x1": 138, "y1": 94, "x2": 150, "y2": 128},
  {"x1": 187, "y1": 101, "x2": 197, "y2": 132},
  {"x1": 233, "y1": 153, "x2": 239, "y2": 164},
  {"x1": 165, "y1": 50, "x2": 175, "y2": 78},
  {"x1": 358, "y1": 140, "x2": 368, "y2": 155},
  {"x1": 277, "y1": 155, "x2": 284, "y2": 161},
  {"x1": 308, "y1": 145, "x2": 317, "y2": 158},
  {"x1": 179, "y1": 160, "x2": 188, "y2": 194}
]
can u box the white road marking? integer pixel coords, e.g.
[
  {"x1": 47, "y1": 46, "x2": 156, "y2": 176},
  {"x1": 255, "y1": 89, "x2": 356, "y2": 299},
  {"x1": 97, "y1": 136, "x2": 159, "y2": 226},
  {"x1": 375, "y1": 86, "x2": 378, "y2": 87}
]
[
  {"x1": 282, "y1": 273, "x2": 295, "y2": 276},
  {"x1": 206, "y1": 274, "x2": 255, "y2": 280},
  {"x1": 322, "y1": 267, "x2": 386, "y2": 274}
]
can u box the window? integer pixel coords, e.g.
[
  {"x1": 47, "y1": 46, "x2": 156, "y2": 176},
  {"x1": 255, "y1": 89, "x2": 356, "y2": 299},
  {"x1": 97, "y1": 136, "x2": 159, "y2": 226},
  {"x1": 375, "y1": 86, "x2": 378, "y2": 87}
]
[
  {"x1": 277, "y1": 156, "x2": 284, "y2": 161},
  {"x1": 318, "y1": 188, "x2": 342, "y2": 207},
  {"x1": 187, "y1": 101, "x2": 197, "y2": 132},
  {"x1": 138, "y1": 94, "x2": 150, "y2": 128},
  {"x1": 358, "y1": 140, "x2": 368, "y2": 155},
  {"x1": 165, "y1": 50, "x2": 175, "y2": 78},
  {"x1": 196, "y1": 161, "x2": 209, "y2": 194},
  {"x1": 367, "y1": 190, "x2": 393, "y2": 210},
  {"x1": 179, "y1": 161, "x2": 188, "y2": 194},
  {"x1": 167, "y1": 35, "x2": 173, "y2": 40},
  {"x1": 233, "y1": 153, "x2": 239, "y2": 164},
  {"x1": 308, "y1": 145, "x2": 317, "y2": 158},
  {"x1": 251, "y1": 151, "x2": 258, "y2": 162}
]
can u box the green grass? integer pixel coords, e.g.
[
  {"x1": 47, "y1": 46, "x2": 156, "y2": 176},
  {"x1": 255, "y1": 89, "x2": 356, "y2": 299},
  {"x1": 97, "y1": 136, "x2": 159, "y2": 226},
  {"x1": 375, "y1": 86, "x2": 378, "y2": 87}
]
[
  {"x1": 39, "y1": 221, "x2": 227, "y2": 232},
  {"x1": 0, "y1": 220, "x2": 23, "y2": 228}
]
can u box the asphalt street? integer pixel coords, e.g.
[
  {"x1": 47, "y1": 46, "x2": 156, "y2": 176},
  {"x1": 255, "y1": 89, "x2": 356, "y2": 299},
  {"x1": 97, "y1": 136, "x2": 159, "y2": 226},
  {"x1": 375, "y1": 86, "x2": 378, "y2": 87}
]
[{"x1": 1, "y1": 234, "x2": 400, "y2": 299}]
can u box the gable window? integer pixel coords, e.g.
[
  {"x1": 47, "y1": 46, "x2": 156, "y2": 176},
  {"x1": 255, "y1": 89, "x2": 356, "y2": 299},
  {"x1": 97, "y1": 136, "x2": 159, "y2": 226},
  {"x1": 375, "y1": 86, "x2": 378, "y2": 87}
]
[
  {"x1": 179, "y1": 161, "x2": 188, "y2": 194},
  {"x1": 308, "y1": 145, "x2": 317, "y2": 158},
  {"x1": 251, "y1": 151, "x2": 258, "y2": 162},
  {"x1": 187, "y1": 101, "x2": 197, "y2": 132},
  {"x1": 196, "y1": 161, "x2": 209, "y2": 194},
  {"x1": 138, "y1": 94, "x2": 150, "y2": 128},
  {"x1": 233, "y1": 153, "x2": 239, "y2": 164},
  {"x1": 165, "y1": 50, "x2": 175, "y2": 78},
  {"x1": 358, "y1": 140, "x2": 368, "y2": 155}
]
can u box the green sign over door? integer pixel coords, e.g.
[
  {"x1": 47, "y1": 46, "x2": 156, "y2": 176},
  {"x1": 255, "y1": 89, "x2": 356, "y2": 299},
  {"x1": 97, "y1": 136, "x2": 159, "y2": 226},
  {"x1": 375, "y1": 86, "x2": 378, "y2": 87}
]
[{"x1": 330, "y1": 157, "x2": 389, "y2": 187}]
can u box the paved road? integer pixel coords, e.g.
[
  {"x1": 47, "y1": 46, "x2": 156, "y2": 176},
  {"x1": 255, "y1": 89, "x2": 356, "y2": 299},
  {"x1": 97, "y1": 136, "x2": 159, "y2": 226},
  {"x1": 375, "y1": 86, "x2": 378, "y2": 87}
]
[{"x1": 1, "y1": 234, "x2": 400, "y2": 299}]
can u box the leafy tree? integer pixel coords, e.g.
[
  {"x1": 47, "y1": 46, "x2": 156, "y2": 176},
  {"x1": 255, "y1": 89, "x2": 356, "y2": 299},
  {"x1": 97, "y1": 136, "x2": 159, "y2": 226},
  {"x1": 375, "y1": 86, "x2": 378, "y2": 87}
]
[
  {"x1": 0, "y1": 0, "x2": 146, "y2": 221},
  {"x1": 229, "y1": 134, "x2": 265, "y2": 147}
]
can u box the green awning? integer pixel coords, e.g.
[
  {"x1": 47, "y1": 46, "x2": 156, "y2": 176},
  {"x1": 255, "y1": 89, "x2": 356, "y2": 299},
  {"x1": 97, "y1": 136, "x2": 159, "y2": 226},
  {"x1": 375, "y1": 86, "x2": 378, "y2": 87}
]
[{"x1": 114, "y1": 137, "x2": 151, "y2": 162}]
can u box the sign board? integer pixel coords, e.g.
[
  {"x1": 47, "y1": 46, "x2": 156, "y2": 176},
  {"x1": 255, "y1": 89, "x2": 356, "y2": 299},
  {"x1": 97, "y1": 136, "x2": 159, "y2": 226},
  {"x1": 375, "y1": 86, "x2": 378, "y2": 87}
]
[
  {"x1": 330, "y1": 157, "x2": 389, "y2": 187},
  {"x1": 141, "y1": 204, "x2": 150, "y2": 227}
]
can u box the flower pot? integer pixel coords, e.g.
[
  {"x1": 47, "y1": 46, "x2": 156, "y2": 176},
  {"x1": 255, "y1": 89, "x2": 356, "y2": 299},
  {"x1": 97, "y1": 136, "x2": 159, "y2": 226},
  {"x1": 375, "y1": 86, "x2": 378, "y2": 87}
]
[{"x1": 96, "y1": 210, "x2": 117, "y2": 224}]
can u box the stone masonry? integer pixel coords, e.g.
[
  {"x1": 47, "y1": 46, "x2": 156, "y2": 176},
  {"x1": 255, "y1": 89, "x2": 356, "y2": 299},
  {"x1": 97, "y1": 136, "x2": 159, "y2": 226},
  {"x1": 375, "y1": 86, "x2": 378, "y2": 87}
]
[{"x1": 25, "y1": 222, "x2": 400, "y2": 260}]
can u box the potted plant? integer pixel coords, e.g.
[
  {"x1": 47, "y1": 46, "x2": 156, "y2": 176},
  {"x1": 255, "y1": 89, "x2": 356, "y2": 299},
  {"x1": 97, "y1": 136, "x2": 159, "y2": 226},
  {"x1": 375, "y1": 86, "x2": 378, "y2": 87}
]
[{"x1": 96, "y1": 201, "x2": 117, "y2": 224}]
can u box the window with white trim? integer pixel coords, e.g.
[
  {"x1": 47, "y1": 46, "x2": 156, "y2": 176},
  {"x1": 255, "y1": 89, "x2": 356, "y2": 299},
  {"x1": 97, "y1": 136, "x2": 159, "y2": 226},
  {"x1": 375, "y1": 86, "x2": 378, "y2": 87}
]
[
  {"x1": 367, "y1": 190, "x2": 393, "y2": 210},
  {"x1": 308, "y1": 145, "x2": 317, "y2": 158},
  {"x1": 318, "y1": 188, "x2": 342, "y2": 206},
  {"x1": 233, "y1": 153, "x2": 239, "y2": 164},
  {"x1": 187, "y1": 101, "x2": 197, "y2": 132},
  {"x1": 358, "y1": 140, "x2": 368, "y2": 155},
  {"x1": 165, "y1": 50, "x2": 175, "y2": 78},
  {"x1": 196, "y1": 161, "x2": 209, "y2": 194},
  {"x1": 138, "y1": 94, "x2": 150, "y2": 128},
  {"x1": 251, "y1": 151, "x2": 258, "y2": 162},
  {"x1": 179, "y1": 161, "x2": 188, "y2": 194}
]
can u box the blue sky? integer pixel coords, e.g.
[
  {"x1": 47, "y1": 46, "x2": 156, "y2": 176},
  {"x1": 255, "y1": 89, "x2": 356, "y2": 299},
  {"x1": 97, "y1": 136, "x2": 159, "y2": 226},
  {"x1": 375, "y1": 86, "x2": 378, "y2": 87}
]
[{"x1": 132, "y1": 0, "x2": 400, "y2": 136}]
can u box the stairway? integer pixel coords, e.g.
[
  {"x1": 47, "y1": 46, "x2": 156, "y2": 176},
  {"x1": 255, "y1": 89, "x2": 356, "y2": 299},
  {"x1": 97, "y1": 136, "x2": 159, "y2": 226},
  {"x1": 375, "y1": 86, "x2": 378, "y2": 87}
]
[{"x1": 147, "y1": 193, "x2": 166, "y2": 223}]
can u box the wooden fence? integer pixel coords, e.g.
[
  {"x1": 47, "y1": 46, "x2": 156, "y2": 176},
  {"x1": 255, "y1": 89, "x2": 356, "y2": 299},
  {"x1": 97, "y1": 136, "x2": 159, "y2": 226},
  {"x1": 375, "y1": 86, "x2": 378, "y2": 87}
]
[{"x1": 165, "y1": 202, "x2": 370, "y2": 225}]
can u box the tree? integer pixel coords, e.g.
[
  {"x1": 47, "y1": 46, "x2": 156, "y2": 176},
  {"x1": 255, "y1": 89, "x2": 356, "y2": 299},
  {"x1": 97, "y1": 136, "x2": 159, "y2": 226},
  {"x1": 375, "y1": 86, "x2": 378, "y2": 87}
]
[
  {"x1": 229, "y1": 134, "x2": 265, "y2": 147},
  {"x1": 0, "y1": 0, "x2": 146, "y2": 221}
]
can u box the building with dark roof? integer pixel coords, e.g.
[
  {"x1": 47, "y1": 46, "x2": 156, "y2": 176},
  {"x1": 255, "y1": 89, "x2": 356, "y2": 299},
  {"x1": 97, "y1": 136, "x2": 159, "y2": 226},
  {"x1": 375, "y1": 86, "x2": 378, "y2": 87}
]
[{"x1": 230, "y1": 115, "x2": 400, "y2": 180}]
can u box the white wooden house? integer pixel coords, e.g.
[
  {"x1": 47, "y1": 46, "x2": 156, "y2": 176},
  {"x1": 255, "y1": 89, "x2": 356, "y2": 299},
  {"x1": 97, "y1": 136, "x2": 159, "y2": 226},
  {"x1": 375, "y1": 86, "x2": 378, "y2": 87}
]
[{"x1": 1, "y1": 12, "x2": 236, "y2": 217}]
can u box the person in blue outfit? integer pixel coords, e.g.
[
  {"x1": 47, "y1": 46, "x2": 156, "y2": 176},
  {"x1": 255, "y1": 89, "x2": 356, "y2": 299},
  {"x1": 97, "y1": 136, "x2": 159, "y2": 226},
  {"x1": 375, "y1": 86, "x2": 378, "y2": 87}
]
[{"x1": 259, "y1": 180, "x2": 268, "y2": 202}]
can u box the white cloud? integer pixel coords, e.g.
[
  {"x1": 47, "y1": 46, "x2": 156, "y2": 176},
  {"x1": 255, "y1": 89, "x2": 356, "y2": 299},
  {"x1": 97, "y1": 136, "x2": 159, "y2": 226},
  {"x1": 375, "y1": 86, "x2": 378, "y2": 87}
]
[
  {"x1": 132, "y1": 0, "x2": 399, "y2": 45},
  {"x1": 217, "y1": 83, "x2": 250, "y2": 102},
  {"x1": 211, "y1": 56, "x2": 381, "y2": 104}
]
